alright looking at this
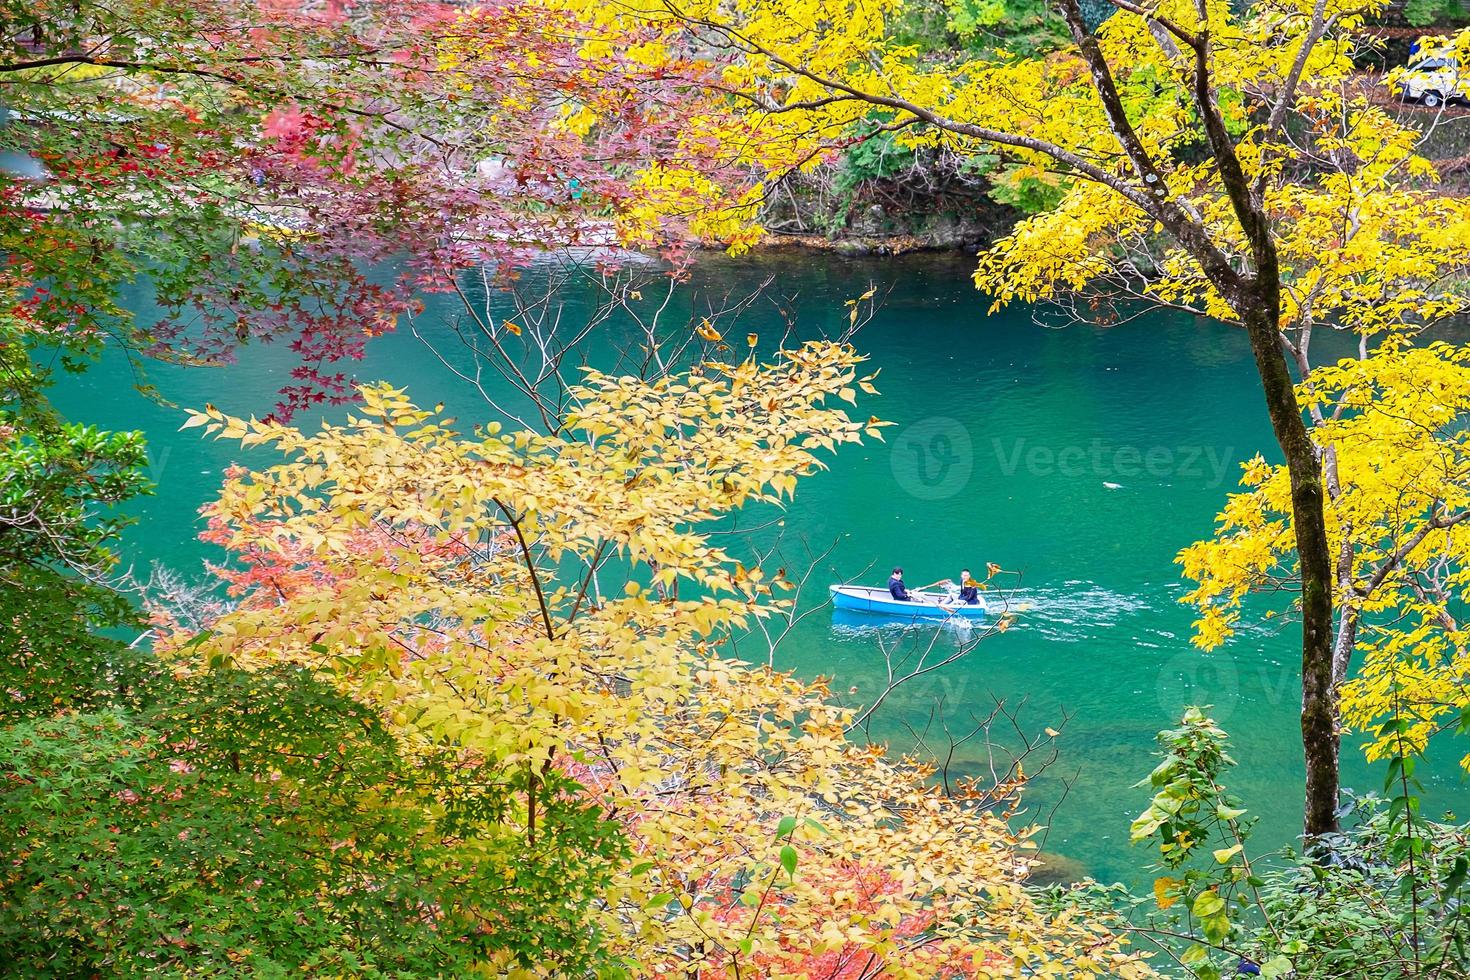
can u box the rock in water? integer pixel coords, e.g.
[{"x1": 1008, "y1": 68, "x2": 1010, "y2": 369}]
[{"x1": 1024, "y1": 851, "x2": 1088, "y2": 888}]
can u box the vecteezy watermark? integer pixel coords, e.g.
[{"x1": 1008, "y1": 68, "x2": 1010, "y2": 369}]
[
  {"x1": 992, "y1": 438, "x2": 1237, "y2": 487},
  {"x1": 1154, "y1": 648, "x2": 1305, "y2": 725},
  {"x1": 890, "y1": 418, "x2": 1239, "y2": 499},
  {"x1": 1156, "y1": 649, "x2": 1242, "y2": 723},
  {"x1": 891, "y1": 416, "x2": 974, "y2": 501},
  {"x1": 145, "y1": 445, "x2": 172, "y2": 483}
]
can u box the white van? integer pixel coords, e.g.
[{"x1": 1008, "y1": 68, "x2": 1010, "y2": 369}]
[{"x1": 1399, "y1": 51, "x2": 1467, "y2": 108}]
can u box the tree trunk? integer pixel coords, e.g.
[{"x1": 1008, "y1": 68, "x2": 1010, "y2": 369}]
[
  {"x1": 1169, "y1": 6, "x2": 1342, "y2": 837},
  {"x1": 1239, "y1": 300, "x2": 1340, "y2": 840}
]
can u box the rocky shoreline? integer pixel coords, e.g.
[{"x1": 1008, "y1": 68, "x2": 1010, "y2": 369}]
[
  {"x1": 752, "y1": 84, "x2": 1470, "y2": 259},
  {"x1": 758, "y1": 231, "x2": 976, "y2": 256}
]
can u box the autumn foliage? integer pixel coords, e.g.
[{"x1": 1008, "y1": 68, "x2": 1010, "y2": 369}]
[
  {"x1": 1180, "y1": 341, "x2": 1470, "y2": 768},
  {"x1": 3, "y1": 0, "x2": 790, "y2": 417},
  {"x1": 17, "y1": 0, "x2": 1470, "y2": 972},
  {"x1": 156, "y1": 346, "x2": 1149, "y2": 976}
]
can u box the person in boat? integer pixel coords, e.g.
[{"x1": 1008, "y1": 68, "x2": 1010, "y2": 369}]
[
  {"x1": 956, "y1": 568, "x2": 981, "y2": 605},
  {"x1": 888, "y1": 566, "x2": 918, "y2": 601}
]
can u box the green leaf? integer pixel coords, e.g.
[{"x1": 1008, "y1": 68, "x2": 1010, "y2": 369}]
[
  {"x1": 775, "y1": 815, "x2": 797, "y2": 837},
  {"x1": 184, "y1": 629, "x2": 217, "y2": 651},
  {"x1": 1202, "y1": 911, "x2": 1231, "y2": 944},
  {"x1": 1442, "y1": 855, "x2": 1468, "y2": 900},
  {"x1": 1260, "y1": 955, "x2": 1293, "y2": 978},
  {"x1": 779, "y1": 844, "x2": 798, "y2": 879},
  {"x1": 1180, "y1": 944, "x2": 1210, "y2": 967},
  {"x1": 1192, "y1": 890, "x2": 1225, "y2": 918}
]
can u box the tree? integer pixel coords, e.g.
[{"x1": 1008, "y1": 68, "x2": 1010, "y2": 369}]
[
  {"x1": 0, "y1": 302, "x2": 153, "y2": 718},
  {"x1": 0, "y1": 667, "x2": 628, "y2": 975},
  {"x1": 547, "y1": 0, "x2": 1470, "y2": 839},
  {"x1": 164, "y1": 348, "x2": 1150, "y2": 975},
  {"x1": 1, "y1": 0, "x2": 814, "y2": 790},
  {"x1": 1173, "y1": 28, "x2": 1470, "y2": 774},
  {"x1": 0, "y1": 0, "x2": 794, "y2": 746},
  {"x1": 1, "y1": 0, "x2": 778, "y2": 417},
  {"x1": 1180, "y1": 340, "x2": 1470, "y2": 769}
]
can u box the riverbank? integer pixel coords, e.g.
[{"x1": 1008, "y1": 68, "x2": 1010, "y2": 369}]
[
  {"x1": 758, "y1": 165, "x2": 1022, "y2": 253},
  {"x1": 758, "y1": 231, "x2": 975, "y2": 256},
  {"x1": 758, "y1": 76, "x2": 1470, "y2": 254}
]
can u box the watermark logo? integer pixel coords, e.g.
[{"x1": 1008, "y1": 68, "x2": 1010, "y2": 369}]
[
  {"x1": 891, "y1": 416, "x2": 974, "y2": 501},
  {"x1": 993, "y1": 438, "x2": 1236, "y2": 486},
  {"x1": 890, "y1": 417, "x2": 1238, "y2": 499},
  {"x1": 145, "y1": 445, "x2": 172, "y2": 483},
  {"x1": 1156, "y1": 649, "x2": 1241, "y2": 723}
]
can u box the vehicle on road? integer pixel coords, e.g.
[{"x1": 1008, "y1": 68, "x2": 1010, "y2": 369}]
[{"x1": 1397, "y1": 48, "x2": 1467, "y2": 108}]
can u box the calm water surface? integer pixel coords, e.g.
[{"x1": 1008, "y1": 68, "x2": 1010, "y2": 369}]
[{"x1": 48, "y1": 251, "x2": 1470, "y2": 883}]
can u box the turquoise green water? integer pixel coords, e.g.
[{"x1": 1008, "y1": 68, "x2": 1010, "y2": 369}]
[{"x1": 48, "y1": 251, "x2": 1470, "y2": 884}]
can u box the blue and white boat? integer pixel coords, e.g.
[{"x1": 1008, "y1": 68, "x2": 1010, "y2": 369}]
[{"x1": 829, "y1": 584, "x2": 989, "y2": 621}]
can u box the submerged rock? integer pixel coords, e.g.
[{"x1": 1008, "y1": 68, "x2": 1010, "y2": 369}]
[{"x1": 1024, "y1": 850, "x2": 1089, "y2": 888}]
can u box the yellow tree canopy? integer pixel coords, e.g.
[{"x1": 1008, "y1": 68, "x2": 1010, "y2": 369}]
[
  {"x1": 530, "y1": 0, "x2": 1470, "y2": 334},
  {"x1": 1179, "y1": 342, "x2": 1470, "y2": 765}
]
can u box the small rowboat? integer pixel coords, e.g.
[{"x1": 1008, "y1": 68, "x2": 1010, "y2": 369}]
[{"x1": 829, "y1": 585, "x2": 989, "y2": 621}]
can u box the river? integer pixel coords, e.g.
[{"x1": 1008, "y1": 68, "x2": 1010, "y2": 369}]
[{"x1": 47, "y1": 249, "x2": 1470, "y2": 884}]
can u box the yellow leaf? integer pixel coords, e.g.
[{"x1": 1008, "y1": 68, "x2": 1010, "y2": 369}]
[{"x1": 1153, "y1": 876, "x2": 1179, "y2": 910}]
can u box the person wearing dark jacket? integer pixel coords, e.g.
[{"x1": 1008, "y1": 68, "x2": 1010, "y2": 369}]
[
  {"x1": 957, "y1": 568, "x2": 980, "y2": 605},
  {"x1": 888, "y1": 567, "x2": 915, "y2": 601}
]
